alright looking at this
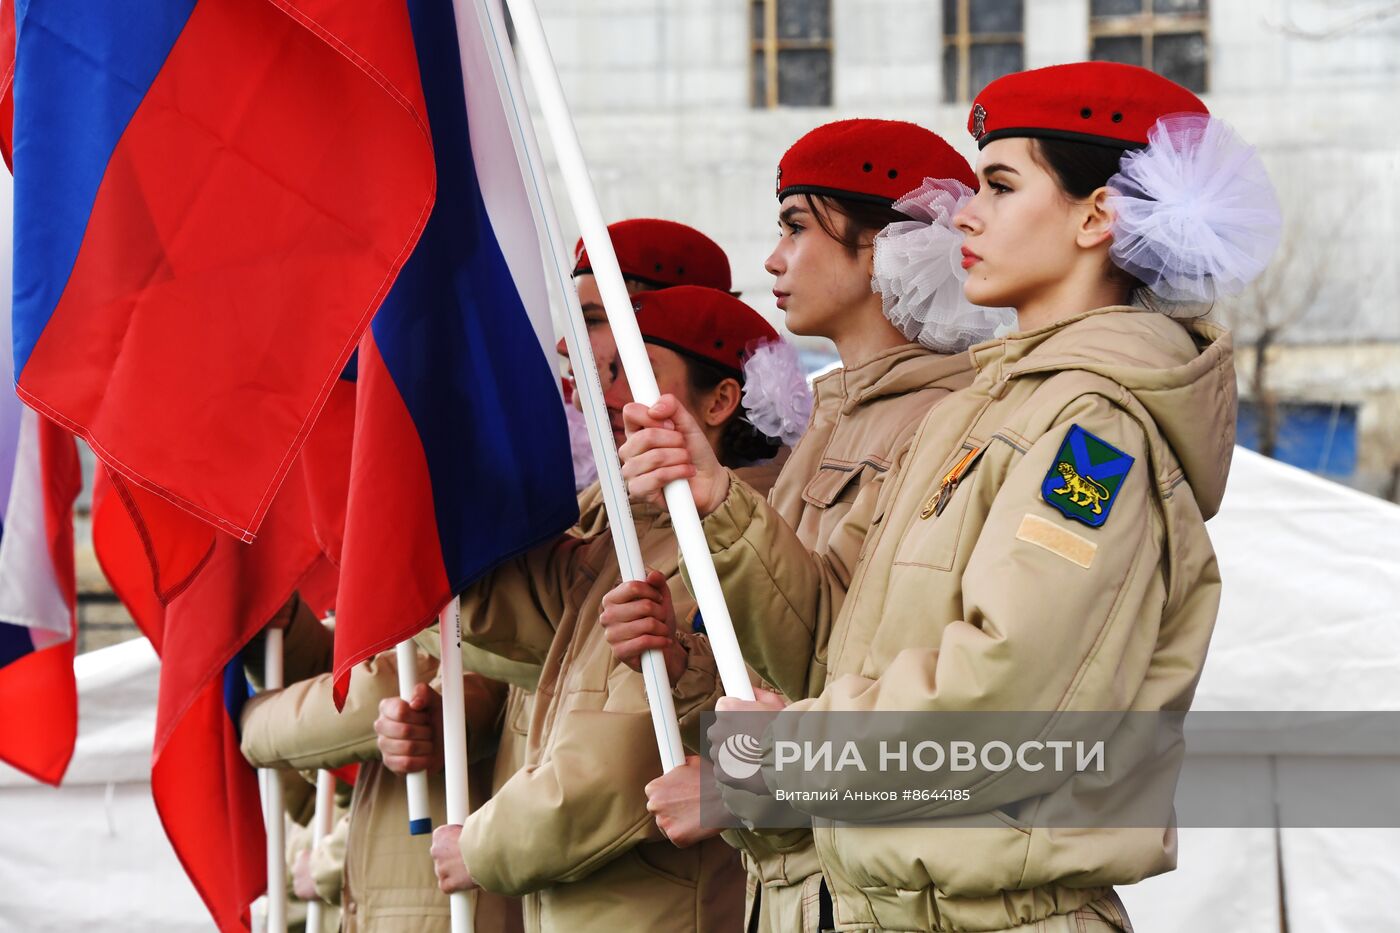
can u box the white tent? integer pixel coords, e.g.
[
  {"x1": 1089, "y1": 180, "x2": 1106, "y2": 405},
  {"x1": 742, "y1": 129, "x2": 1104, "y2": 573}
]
[
  {"x1": 0, "y1": 637, "x2": 208, "y2": 930},
  {"x1": 1118, "y1": 447, "x2": 1400, "y2": 933},
  {"x1": 2, "y1": 447, "x2": 1398, "y2": 931}
]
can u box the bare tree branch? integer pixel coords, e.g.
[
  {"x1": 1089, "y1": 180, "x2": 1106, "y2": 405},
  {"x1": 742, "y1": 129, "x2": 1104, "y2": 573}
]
[
  {"x1": 1217, "y1": 191, "x2": 1367, "y2": 457},
  {"x1": 1266, "y1": 0, "x2": 1400, "y2": 40}
]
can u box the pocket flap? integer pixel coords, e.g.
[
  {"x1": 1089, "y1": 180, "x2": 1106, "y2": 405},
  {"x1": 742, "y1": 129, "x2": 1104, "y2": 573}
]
[{"x1": 801, "y1": 463, "x2": 867, "y2": 509}]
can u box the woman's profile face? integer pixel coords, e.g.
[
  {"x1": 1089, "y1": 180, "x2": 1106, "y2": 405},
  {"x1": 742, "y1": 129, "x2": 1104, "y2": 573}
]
[
  {"x1": 764, "y1": 195, "x2": 875, "y2": 340},
  {"x1": 955, "y1": 137, "x2": 1087, "y2": 312}
]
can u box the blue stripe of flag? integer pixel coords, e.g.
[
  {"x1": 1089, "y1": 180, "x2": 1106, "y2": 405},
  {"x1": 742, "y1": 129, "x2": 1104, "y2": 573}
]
[
  {"x1": 372, "y1": 0, "x2": 577, "y2": 589},
  {"x1": 0, "y1": 621, "x2": 36, "y2": 669},
  {"x1": 10, "y1": 0, "x2": 198, "y2": 374},
  {"x1": 222, "y1": 651, "x2": 253, "y2": 736}
]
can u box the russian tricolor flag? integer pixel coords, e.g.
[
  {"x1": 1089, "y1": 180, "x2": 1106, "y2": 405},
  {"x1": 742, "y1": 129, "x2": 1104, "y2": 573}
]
[
  {"x1": 4, "y1": 0, "x2": 435, "y2": 541},
  {"x1": 331, "y1": 0, "x2": 578, "y2": 696},
  {"x1": 0, "y1": 172, "x2": 81, "y2": 788},
  {"x1": 8, "y1": 0, "x2": 578, "y2": 922},
  {"x1": 0, "y1": 406, "x2": 79, "y2": 788}
]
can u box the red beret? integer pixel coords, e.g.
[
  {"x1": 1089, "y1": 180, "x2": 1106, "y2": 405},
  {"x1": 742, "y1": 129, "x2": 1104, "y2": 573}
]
[
  {"x1": 573, "y1": 218, "x2": 731, "y2": 291},
  {"x1": 777, "y1": 119, "x2": 977, "y2": 206},
  {"x1": 969, "y1": 62, "x2": 1207, "y2": 150},
  {"x1": 632, "y1": 286, "x2": 779, "y2": 376}
]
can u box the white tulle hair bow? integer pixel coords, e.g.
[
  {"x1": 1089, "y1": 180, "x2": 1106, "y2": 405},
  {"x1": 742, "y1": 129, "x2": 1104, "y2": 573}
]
[
  {"x1": 871, "y1": 178, "x2": 1016, "y2": 352},
  {"x1": 741, "y1": 340, "x2": 813, "y2": 447},
  {"x1": 1108, "y1": 112, "x2": 1282, "y2": 303}
]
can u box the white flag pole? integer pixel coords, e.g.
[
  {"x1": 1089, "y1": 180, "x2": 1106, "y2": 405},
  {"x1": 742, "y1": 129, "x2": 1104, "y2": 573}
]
[
  {"x1": 438, "y1": 598, "x2": 475, "y2": 933},
  {"x1": 262, "y1": 627, "x2": 288, "y2": 933},
  {"x1": 499, "y1": 0, "x2": 755, "y2": 702},
  {"x1": 463, "y1": 0, "x2": 688, "y2": 769},
  {"x1": 304, "y1": 769, "x2": 336, "y2": 933},
  {"x1": 394, "y1": 640, "x2": 435, "y2": 834}
]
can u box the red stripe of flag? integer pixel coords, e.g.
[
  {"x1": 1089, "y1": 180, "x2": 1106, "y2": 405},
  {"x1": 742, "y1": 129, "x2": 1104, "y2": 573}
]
[
  {"x1": 0, "y1": 416, "x2": 81, "y2": 786},
  {"x1": 15, "y1": 0, "x2": 435, "y2": 541}
]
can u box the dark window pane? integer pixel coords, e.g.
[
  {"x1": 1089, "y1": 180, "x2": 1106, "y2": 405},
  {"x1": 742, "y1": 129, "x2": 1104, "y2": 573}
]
[
  {"x1": 969, "y1": 0, "x2": 1022, "y2": 34},
  {"x1": 1152, "y1": 0, "x2": 1206, "y2": 14},
  {"x1": 942, "y1": 43, "x2": 959, "y2": 103},
  {"x1": 777, "y1": 0, "x2": 831, "y2": 40},
  {"x1": 752, "y1": 0, "x2": 766, "y2": 40},
  {"x1": 942, "y1": 0, "x2": 958, "y2": 37},
  {"x1": 1091, "y1": 0, "x2": 1144, "y2": 17},
  {"x1": 1092, "y1": 35, "x2": 1145, "y2": 66},
  {"x1": 752, "y1": 49, "x2": 768, "y2": 107},
  {"x1": 1154, "y1": 31, "x2": 1208, "y2": 92},
  {"x1": 777, "y1": 48, "x2": 832, "y2": 106},
  {"x1": 942, "y1": 0, "x2": 958, "y2": 36},
  {"x1": 969, "y1": 42, "x2": 1023, "y2": 94}
]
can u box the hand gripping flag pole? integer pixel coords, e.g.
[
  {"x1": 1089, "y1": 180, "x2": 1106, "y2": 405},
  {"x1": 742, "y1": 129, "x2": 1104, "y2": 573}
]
[
  {"x1": 262, "y1": 627, "x2": 288, "y2": 933},
  {"x1": 464, "y1": 0, "x2": 688, "y2": 773},
  {"x1": 499, "y1": 0, "x2": 756, "y2": 705},
  {"x1": 304, "y1": 768, "x2": 336, "y2": 933},
  {"x1": 394, "y1": 640, "x2": 434, "y2": 835}
]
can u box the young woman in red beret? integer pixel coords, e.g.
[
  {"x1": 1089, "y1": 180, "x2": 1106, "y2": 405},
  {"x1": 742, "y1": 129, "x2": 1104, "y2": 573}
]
[
  {"x1": 618, "y1": 63, "x2": 1280, "y2": 932},
  {"x1": 383, "y1": 284, "x2": 809, "y2": 933},
  {"x1": 599, "y1": 119, "x2": 1013, "y2": 933}
]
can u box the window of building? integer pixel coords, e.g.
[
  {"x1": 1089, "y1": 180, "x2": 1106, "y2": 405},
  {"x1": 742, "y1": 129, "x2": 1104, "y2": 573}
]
[
  {"x1": 1089, "y1": 0, "x2": 1209, "y2": 93},
  {"x1": 750, "y1": 0, "x2": 833, "y2": 108},
  {"x1": 940, "y1": 0, "x2": 1024, "y2": 104}
]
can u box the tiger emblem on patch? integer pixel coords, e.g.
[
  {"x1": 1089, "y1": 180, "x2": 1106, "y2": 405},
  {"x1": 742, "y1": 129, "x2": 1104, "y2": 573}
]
[{"x1": 1040, "y1": 425, "x2": 1134, "y2": 528}]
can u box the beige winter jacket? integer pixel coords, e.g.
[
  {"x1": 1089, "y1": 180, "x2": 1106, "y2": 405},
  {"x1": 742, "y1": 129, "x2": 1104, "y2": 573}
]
[
  {"x1": 445, "y1": 471, "x2": 782, "y2": 933},
  {"x1": 732, "y1": 344, "x2": 976, "y2": 933},
  {"x1": 696, "y1": 307, "x2": 1235, "y2": 931},
  {"x1": 240, "y1": 614, "x2": 518, "y2": 932}
]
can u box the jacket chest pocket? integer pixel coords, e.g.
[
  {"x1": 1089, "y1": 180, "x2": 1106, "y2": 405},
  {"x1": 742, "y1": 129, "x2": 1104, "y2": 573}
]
[
  {"x1": 506, "y1": 687, "x2": 532, "y2": 737},
  {"x1": 891, "y1": 443, "x2": 988, "y2": 573},
  {"x1": 802, "y1": 461, "x2": 872, "y2": 511}
]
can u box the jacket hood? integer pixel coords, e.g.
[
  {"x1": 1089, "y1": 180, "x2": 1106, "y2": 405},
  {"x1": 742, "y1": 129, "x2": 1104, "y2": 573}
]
[{"x1": 984, "y1": 307, "x2": 1236, "y2": 518}]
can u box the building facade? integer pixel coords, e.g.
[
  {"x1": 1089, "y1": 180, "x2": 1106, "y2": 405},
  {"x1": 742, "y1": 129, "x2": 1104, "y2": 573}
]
[
  {"x1": 530, "y1": 0, "x2": 1400, "y2": 494},
  {"x1": 60, "y1": 1, "x2": 1400, "y2": 648}
]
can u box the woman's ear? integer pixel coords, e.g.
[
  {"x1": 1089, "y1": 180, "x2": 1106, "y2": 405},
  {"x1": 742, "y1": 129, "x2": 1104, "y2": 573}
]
[
  {"x1": 701, "y1": 377, "x2": 743, "y2": 428},
  {"x1": 1076, "y1": 186, "x2": 1116, "y2": 250}
]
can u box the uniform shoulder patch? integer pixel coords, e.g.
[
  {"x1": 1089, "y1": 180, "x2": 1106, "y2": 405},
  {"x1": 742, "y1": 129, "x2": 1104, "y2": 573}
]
[{"x1": 1040, "y1": 424, "x2": 1134, "y2": 528}]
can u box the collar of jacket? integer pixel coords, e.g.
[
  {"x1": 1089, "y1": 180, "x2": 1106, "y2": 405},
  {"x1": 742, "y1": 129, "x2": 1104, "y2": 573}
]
[{"x1": 811, "y1": 343, "x2": 977, "y2": 416}]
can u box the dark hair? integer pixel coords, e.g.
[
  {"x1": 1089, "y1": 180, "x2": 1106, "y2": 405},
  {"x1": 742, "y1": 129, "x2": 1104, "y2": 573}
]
[
  {"x1": 681, "y1": 356, "x2": 782, "y2": 465},
  {"x1": 1029, "y1": 138, "x2": 1131, "y2": 200},
  {"x1": 1029, "y1": 138, "x2": 1145, "y2": 297},
  {"x1": 804, "y1": 194, "x2": 905, "y2": 256}
]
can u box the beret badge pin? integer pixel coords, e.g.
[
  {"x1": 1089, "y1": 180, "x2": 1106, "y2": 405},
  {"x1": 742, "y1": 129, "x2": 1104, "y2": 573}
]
[
  {"x1": 971, "y1": 104, "x2": 987, "y2": 140},
  {"x1": 775, "y1": 165, "x2": 783, "y2": 197}
]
